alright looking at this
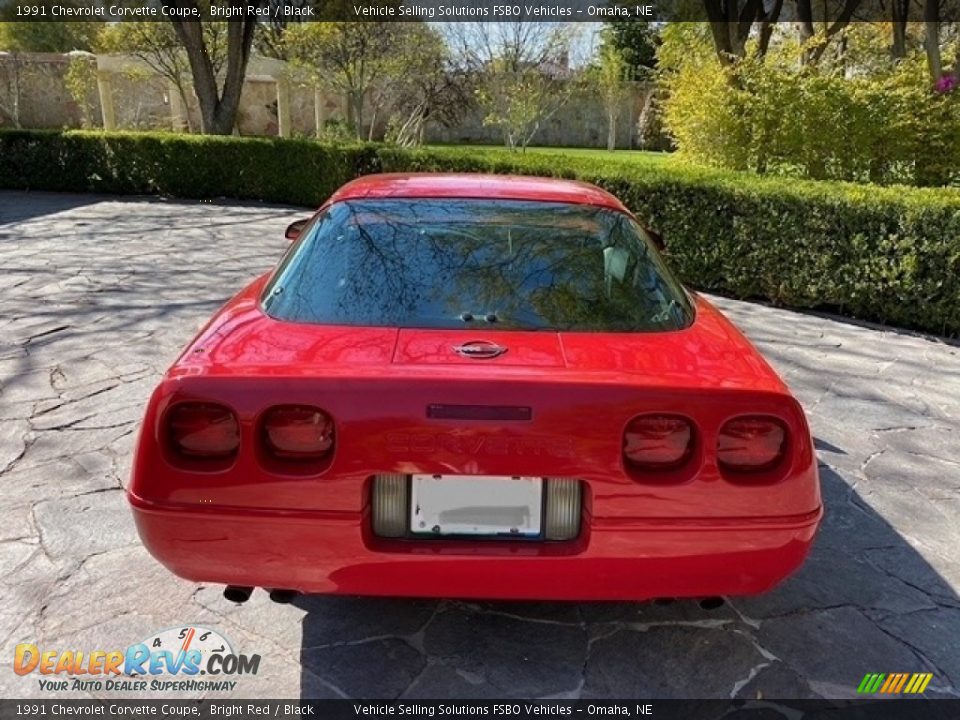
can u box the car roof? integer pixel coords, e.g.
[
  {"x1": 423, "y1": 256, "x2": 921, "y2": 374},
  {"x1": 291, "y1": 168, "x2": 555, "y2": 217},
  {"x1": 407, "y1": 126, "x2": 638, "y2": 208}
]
[{"x1": 325, "y1": 173, "x2": 631, "y2": 214}]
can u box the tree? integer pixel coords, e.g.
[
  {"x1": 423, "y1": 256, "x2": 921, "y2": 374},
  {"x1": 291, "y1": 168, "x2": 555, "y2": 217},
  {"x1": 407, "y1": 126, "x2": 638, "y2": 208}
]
[
  {"x1": 0, "y1": 48, "x2": 23, "y2": 127},
  {"x1": 284, "y1": 21, "x2": 404, "y2": 139},
  {"x1": 444, "y1": 22, "x2": 578, "y2": 150},
  {"x1": 603, "y1": 21, "x2": 658, "y2": 79},
  {"x1": 253, "y1": 0, "x2": 320, "y2": 60},
  {"x1": 476, "y1": 64, "x2": 573, "y2": 150},
  {"x1": 0, "y1": 11, "x2": 101, "y2": 52},
  {"x1": 0, "y1": 13, "x2": 98, "y2": 128},
  {"x1": 164, "y1": 1, "x2": 262, "y2": 135},
  {"x1": 924, "y1": 0, "x2": 944, "y2": 82},
  {"x1": 383, "y1": 25, "x2": 471, "y2": 147},
  {"x1": 891, "y1": 0, "x2": 909, "y2": 59},
  {"x1": 64, "y1": 54, "x2": 99, "y2": 128},
  {"x1": 96, "y1": 22, "x2": 201, "y2": 132},
  {"x1": 593, "y1": 40, "x2": 629, "y2": 150}
]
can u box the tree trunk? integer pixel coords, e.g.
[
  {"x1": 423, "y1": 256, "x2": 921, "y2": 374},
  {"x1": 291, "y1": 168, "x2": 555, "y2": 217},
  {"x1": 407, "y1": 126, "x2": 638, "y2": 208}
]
[
  {"x1": 635, "y1": 86, "x2": 655, "y2": 150},
  {"x1": 9, "y1": 53, "x2": 22, "y2": 128},
  {"x1": 803, "y1": 0, "x2": 864, "y2": 66},
  {"x1": 924, "y1": 4, "x2": 942, "y2": 83},
  {"x1": 705, "y1": 0, "x2": 770, "y2": 65},
  {"x1": 348, "y1": 91, "x2": 364, "y2": 140},
  {"x1": 704, "y1": 1, "x2": 736, "y2": 65},
  {"x1": 168, "y1": 4, "x2": 260, "y2": 135},
  {"x1": 607, "y1": 107, "x2": 617, "y2": 151},
  {"x1": 795, "y1": 3, "x2": 814, "y2": 36},
  {"x1": 891, "y1": 0, "x2": 908, "y2": 60},
  {"x1": 706, "y1": 20, "x2": 736, "y2": 66},
  {"x1": 755, "y1": 0, "x2": 783, "y2": 59},
  {"x1": 173, "y1": 78, "x2": 194, "y2": 133}
]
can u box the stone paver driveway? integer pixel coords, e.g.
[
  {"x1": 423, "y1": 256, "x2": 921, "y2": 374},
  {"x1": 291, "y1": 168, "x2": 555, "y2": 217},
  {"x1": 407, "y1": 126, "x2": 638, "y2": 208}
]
[{"x1": 1, "y1": 192, "x2": 958, "y2": 700}]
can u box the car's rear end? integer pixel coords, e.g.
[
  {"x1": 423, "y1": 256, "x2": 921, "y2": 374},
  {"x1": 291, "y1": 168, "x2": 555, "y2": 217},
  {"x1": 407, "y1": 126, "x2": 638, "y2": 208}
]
[{"x1": 128, "y1": 177, "x2": 821, "y2": 601}]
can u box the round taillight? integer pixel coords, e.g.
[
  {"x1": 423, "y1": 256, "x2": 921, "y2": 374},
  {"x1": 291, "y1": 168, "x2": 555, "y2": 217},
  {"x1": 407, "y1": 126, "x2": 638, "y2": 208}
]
[
  {"x1": 623, "y1": 414, "x2": 694, "y2": 469},
  {"x1": 262, "y1": 405, "x2": 334, "y2": 460},
  {"x1": 167, "y1": 402, "x2": 239, "y2": 459},
  {"x1": 718, "y1": 416, "x2": 786, "y2": 471}
]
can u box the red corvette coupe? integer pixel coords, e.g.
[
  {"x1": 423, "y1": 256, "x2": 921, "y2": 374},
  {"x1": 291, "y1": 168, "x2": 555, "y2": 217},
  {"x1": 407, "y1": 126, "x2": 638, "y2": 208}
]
[{"x1": 128, "y1": 174, "x2": 822, "y2": 602}]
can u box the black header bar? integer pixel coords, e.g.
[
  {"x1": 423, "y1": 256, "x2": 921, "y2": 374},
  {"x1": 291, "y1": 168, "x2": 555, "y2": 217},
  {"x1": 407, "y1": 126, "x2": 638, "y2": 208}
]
[
  {"x1": 1, "y1": 700, "x2": 959, "y2": 720},
  {"x1": 2, "y1": 0, "x2": 958, "y2": 23}
]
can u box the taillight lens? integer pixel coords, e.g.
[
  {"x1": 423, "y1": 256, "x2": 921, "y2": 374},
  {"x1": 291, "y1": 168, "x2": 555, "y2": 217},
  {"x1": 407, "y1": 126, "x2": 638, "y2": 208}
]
[
  {"x1": 718, "y1": 416, "x2": 786, "y2": 471},
  {"x1": 168, "y1": 402, "x2": 239, "y2": 459},
  {"x1": 623, "y1": 414, "x2": 694, "y2": 469},
  {"x1": 262, "y1": 405, "x2": 334, "y2": 459}
]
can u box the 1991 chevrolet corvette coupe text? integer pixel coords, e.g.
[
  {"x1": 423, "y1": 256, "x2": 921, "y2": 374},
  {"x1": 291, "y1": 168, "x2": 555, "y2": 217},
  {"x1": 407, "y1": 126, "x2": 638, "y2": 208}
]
[{"x1": 128, "y1": 173, "x2": 822, "y2": 602}]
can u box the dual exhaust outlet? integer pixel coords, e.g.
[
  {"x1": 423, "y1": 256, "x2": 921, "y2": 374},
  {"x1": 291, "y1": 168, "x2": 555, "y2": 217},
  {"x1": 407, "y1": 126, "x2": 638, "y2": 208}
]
[
  {"x1": 221, "y1": 585, "x2": 726, "y2": 610},
  {"x1": 223, "y1": 586, "x2": 298, "y2": 604}
]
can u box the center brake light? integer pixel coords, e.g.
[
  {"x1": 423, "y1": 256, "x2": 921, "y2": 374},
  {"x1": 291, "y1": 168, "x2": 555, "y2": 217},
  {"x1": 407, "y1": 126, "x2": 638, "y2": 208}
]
[
  {"x1": 168, "y1": 402, "x2": 239, "y2": 459},
  {"x1": 262, "y1": 405, "x2": 335, "y2": 460},
  {"x1": 623, "y1": 414, "x2": 694, "y2": 469},
  {"x1": 718, "y1": 416, "x2": 786, "y2": 471}
]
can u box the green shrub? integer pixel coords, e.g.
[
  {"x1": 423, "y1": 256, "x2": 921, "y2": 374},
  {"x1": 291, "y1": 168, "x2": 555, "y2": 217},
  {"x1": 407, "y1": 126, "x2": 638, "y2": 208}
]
[
  {"x1": 660, "y1": 27, "x2": 960, "y2": 187},
  {"x1": 381, "y1": 146, "x2": 960, "y2": 336},
  {"x1": 1, "y1": 129, "x2": 958, "y2": 336},
  {"x1": 0, "y1": 129, "x2": 379, "y2": 206}
]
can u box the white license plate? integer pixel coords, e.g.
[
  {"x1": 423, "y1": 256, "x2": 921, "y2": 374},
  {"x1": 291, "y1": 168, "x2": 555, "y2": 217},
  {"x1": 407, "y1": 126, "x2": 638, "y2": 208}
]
[{"x1": 410, "y1": 475, "x2": 543, "y2": 538}]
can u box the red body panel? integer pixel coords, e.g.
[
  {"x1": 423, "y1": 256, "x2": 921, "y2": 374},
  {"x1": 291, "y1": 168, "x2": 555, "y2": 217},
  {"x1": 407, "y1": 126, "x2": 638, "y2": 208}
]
[
  {"x1": 128, "y1": 174, "x2": 821, "y2": 600},
  {"x1": 326, "y1": 173, "x2": 631, "y2": 213}
]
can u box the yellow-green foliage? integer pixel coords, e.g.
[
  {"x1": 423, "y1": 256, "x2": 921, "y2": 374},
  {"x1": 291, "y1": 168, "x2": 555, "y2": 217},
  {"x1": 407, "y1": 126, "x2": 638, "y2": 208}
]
[{"x1": 661, "y1": 26, "x2": 960, "y2": 187}]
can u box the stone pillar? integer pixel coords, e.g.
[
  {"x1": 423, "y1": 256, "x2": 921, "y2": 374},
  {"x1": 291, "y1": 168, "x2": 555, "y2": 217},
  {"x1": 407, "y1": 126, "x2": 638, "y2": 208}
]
[
  {"x1": 96, "y1": 71, "x2": 115, "y2": 131},
  {"x1": 276, "y1": 78, "x2": 291, "y2": 138}
]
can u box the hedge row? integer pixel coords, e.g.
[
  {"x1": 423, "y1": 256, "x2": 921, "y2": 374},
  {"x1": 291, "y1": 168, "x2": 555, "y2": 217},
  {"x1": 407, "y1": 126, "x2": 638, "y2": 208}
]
[
  {"x1": 2, "y1": 129, "x2": 959, "y2": 336},
  {"x1": 0, "y1": 129, "x2": 379, "y2": 206}
]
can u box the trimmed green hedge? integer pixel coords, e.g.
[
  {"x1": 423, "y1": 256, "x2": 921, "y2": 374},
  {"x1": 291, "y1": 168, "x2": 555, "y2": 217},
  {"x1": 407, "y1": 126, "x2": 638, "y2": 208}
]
[
  {"x1": 0, "y1": 129, "x2": 379, "y2": 206},
  {"x1": 2, "y1": 129, "x2": 959, "y2": 336}
]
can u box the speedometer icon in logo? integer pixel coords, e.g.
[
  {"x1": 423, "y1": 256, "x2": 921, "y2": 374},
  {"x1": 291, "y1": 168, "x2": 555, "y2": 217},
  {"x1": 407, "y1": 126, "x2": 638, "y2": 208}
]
[{"x1": 128, "y1": 626, "x2": 233, "y2": 677}]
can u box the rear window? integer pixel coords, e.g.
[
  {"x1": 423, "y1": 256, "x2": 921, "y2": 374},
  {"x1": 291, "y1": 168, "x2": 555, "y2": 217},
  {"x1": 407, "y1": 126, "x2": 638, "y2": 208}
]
[{"x1": 262, "y1": 199, "x2": 694, "y2": 332}]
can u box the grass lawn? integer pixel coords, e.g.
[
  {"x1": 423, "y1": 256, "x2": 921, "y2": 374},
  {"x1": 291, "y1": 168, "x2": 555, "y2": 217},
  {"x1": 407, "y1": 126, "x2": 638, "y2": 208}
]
[{"x1": 424, "y1": 144, "x2": 672, "y2": 168}]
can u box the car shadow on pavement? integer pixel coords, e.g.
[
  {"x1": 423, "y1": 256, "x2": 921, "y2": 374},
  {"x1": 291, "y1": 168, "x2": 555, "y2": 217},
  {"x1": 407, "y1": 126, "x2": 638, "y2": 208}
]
[
  {"x1": 0, "y1": 191, "x2": 105, "y2": 226},
  {"x1": 293, "y1": 465, "x2": 959, "y2": 700}
]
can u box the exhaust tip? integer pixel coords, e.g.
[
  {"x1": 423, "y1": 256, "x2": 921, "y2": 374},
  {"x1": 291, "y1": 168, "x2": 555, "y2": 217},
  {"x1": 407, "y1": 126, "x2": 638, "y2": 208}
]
[
  {"x1": 699, "y1": 596, "x2": 725, "y2": 610},
  {"x1": 268, "y1": 588, "x2": 299, "y2": 604},
  {"x1": 223, "y1": 585, "x2": 254, "y2": 603}
]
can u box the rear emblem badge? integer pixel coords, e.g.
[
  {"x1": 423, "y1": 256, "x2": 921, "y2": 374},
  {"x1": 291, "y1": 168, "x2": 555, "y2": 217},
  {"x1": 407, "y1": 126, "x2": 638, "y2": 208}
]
[{"x1": 453, "y1": 340, "x2": 508, "y2": 359}]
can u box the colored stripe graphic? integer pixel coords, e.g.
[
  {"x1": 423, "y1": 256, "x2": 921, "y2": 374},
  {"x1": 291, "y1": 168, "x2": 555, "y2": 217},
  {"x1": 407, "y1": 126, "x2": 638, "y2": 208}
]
[
  {"x1": 879, "y1": 674, "x2": 897, "y2": 693},
  {"x1": 913, "y1": 673, "x2": 933, "y2": 694},
  {"x1": 858, "y1": 672, "x2": 932, "y2": 694}
]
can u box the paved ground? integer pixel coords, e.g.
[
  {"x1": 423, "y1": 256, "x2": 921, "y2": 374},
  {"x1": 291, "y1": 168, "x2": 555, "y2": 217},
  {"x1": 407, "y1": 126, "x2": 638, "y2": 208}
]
[{"x1": 0, "y1": 192, "x2": 958, "y2": 701}]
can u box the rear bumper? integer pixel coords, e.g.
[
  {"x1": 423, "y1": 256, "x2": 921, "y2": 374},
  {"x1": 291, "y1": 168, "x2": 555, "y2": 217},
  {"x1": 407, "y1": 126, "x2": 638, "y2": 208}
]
[{"x1": 129, "y1": 493, "x2": 821, "y2": 601}]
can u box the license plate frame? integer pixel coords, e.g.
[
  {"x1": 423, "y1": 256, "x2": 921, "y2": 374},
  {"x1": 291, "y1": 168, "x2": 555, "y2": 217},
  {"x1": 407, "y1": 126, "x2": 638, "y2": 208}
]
[{"x1": 410, "y1": 474, "x2": 544, "y2": 539}]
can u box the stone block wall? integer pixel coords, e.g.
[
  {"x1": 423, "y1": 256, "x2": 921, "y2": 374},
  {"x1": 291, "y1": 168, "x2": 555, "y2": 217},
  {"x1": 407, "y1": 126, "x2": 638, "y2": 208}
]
[{"x1": 0, "y1": 51, "x2": 669, "y2": 150}]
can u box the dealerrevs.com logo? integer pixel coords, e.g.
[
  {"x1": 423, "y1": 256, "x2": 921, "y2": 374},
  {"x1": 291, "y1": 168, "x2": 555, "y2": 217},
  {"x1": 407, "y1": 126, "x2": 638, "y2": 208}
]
[{"x1": 13, "y1": 626, "x2": 260, "y2": 693}]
